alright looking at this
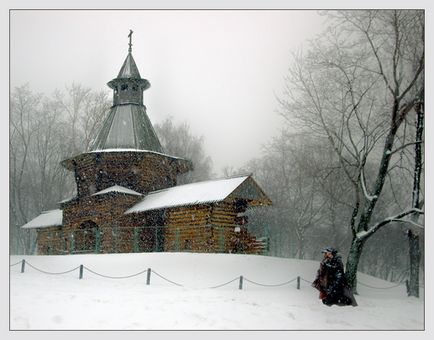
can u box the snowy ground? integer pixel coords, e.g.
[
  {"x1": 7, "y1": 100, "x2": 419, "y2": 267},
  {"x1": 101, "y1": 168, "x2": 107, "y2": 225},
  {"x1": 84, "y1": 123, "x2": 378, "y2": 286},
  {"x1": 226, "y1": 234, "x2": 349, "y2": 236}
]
[{"x1": 10, "y1": 253, "x2": 424, "y2": 330}]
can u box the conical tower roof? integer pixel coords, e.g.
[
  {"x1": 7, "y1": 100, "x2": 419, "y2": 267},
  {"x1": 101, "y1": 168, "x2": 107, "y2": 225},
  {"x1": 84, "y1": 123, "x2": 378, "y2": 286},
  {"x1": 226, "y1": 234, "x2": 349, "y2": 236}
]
[
  {"x1": 89, "y1": 31, "x2": 163, "y2": 153},
  {"x1": 90, "y1": 104, "x2": 164, "y2": 152},
  {"x1": 117, "y1": 52, "x2": 141, "y2": 79}
]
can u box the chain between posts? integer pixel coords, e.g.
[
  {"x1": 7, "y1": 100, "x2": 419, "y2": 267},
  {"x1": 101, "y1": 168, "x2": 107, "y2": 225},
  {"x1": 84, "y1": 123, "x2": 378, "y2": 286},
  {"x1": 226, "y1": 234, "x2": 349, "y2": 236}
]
[
  {"x1": 151, "y1": 270, "x2": 184, "y2": 287},
  {"x1": 11, "y1": 260, "x2": 412, "y2": 291},
  {"x1": 83, "y1": 266, "x2": 149, "y2": 279},
  {"x1": 243, "y1": 277, "x2": 298, "y2": 287},
  {"x1": 24, "y1": 261, "x2": 81, "y2": 275}
]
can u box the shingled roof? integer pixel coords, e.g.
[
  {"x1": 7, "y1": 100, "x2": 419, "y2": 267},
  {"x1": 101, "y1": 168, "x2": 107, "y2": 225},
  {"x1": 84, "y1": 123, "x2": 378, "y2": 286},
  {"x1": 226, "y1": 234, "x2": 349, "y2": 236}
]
[{"x1": 89, "y1": 103, "x2": 164, "y2": 152}]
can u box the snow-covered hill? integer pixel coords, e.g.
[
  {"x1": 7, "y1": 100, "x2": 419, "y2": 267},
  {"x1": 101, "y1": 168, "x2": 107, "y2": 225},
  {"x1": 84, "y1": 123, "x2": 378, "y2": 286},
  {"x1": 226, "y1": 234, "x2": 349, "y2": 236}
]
[{"x1": 10, "y1": 253, "x2": 424, "y2": 330}]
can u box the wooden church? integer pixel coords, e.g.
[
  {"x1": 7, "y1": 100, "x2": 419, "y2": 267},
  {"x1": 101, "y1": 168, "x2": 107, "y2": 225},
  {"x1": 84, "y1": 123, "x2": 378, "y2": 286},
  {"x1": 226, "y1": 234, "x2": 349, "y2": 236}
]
[{"x1": 21, "y1": 32, "x2": 272, "y2": 255}]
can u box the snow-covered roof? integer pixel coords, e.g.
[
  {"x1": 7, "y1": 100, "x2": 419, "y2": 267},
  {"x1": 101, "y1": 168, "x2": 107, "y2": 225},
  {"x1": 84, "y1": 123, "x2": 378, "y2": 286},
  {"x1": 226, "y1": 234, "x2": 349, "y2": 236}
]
[
  {"x1": 92, "y1": 185, "x2": 142, "y2": 197},
  {"x1": 89, "y1": 148, "x2": 185, "y2": 160},
  {"x1": 58, "y1": 195, "x2": 77, "y2": 204},
  {"x1": 21, "y1": 209, "x2": 63, "y2": 229},
  {"x1": 125, "y1": 175, "x2": 265, "y2": 214}
]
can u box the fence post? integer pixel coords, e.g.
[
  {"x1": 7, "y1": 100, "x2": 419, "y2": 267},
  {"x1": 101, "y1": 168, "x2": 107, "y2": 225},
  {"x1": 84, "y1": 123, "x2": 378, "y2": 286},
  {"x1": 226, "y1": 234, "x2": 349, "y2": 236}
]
[
  {"x1": 95, "y1": 228, "x2": 101, "y2": 254},
  {"x1": 20, "y1": 259, "x2": 26, "y2": 273},
  {"x1": 62, "y1": 230, "x2": 67, "y2": 254},
  {"x1": 153, "y1": 227, "x2": 158, "y2": 252},
  {"x1": 133, "y1": 228, "x2": 139, "y2": 253},
  {"x1": 146, "y1": 268, "x2": 151, "y2": 285},
  {"x1": 219, "y1": 227, "x2": 225, "y2": 253},
  {"x1": 239, "y1": 275, "x2": 244, "y2": 290},
  {"x1": 175, "y1": 228, "x2": 180, "y2": 252},
  {"x1": 79, "y1": 264, "x2": 84, "y2": 279},
  {"x1": 70, "y1": 232, "x2": 75, "y2": 254},
  {"x1": 297, "y1": 276, "x2": 300, "y2": 289}
]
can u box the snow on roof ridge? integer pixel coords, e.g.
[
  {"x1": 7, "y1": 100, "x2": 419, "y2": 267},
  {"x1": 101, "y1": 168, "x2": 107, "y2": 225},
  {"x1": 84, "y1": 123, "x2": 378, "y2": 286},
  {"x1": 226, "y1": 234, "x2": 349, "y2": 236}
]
[
  {"x1": 145, "y1": 174, "x2": 251, "y2": 195},
  {"x1": 40, "y1": 209, "x2": 61, "y2": 214},
  {"x1": 88, "y1": 148, "x2": 185, "y2": 160},
  {"x1": 58, "y1": 195, "x2": 77, "y2": 204},
  {"x1": 92, "y1": 185, "x2": 143, "y2": 196},
  {"x1": 125, "y1": 175, "x2": 251, "y2": 214}
]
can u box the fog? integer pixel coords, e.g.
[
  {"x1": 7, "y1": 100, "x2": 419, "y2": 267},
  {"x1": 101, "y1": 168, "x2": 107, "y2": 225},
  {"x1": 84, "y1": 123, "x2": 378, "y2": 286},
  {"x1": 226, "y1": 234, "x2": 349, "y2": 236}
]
[{"x1": 10, "y1": 10, "x2": 326, "y2": 173}]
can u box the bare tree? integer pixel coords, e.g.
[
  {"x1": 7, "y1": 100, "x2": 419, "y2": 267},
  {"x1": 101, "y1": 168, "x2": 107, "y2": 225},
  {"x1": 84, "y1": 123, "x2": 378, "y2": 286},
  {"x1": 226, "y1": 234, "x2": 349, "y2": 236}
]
[
  {"x1": 240, "y1": 131, "x2": 346, "y2": 259},
  {"x1": 10, "y1": 85, "x2": 41, "y2": 253},
  {"x1": 155, "y1": 118, "x2": 214, "y2": 184},
  {"x1": 9, "y1": 84, "x2": 111, "y2": 254},
  {"x1": 279, "y1": 10, "x2": 424, "y2": 290}
]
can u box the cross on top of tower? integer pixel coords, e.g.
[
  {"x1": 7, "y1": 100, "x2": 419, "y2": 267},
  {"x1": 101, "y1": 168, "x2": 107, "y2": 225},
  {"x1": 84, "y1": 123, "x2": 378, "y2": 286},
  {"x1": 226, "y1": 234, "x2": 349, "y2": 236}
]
[{"x1": 128, "y1": 29, "x2": 133, "y2": 53}]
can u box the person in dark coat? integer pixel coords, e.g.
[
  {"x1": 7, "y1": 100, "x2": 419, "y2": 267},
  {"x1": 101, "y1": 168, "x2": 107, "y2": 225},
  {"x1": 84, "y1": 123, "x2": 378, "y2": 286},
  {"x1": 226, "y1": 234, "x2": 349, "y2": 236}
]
[{"x1": 312, "y1": 247, "x2": 357, "y2": 307}]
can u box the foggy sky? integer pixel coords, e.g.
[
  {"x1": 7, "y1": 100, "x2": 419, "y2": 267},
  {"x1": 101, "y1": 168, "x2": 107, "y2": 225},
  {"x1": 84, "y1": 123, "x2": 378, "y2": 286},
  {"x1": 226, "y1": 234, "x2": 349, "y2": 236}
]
[{"x1": 10, "y1": 10, "x2": 326, "y2": 174}]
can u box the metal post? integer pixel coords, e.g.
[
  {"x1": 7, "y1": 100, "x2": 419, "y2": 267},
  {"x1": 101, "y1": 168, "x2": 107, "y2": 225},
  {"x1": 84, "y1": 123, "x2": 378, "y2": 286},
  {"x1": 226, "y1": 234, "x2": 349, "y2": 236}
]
[
  {"x1": 219, "y1": 227, "x2": 225, "y2": 253},
  {"x1": 95, "y1": 228, "x2": 101, "y2": 254},
  {"x1": 20, "y1": 259, "x2": 26, "y2": 273},
  {"x1": 239, "y1": 275, "x2": 244, "y2": 290},
  {"x1": 61, "y1": 230, "x2": 67, "y2": 254},
  {"x1": 79, "y1": 264, "x2": 84, "y2": 279},
  {"x1": 133, "y1": 228, "x2": 139, "y2": 253},
  {"x1": 297, "y1": 276, "x2": 300, "y2": 290},
  {"x1": 175, "y1": 227, "x2": 180, "y2": 252},
  {"x1": 111, "y1": 226, "x2": 118, "y2": 253},
  {"x1": 70, "y1": 232, "x2": 75, "y2": 254},
  {"x1": 146, "y1": 268, "x2": 151, "y2": 285}
]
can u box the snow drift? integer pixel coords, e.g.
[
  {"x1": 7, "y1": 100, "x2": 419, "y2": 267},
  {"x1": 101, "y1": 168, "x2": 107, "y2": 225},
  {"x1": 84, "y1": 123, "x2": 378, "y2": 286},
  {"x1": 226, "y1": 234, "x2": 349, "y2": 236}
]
[{"x1": 10, "y1": 253, "x2": 424, "y2": 330}]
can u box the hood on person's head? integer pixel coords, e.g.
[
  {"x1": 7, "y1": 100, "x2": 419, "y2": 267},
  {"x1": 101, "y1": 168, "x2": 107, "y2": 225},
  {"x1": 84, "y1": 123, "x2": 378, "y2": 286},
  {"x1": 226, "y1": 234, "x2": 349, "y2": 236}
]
[{"x1": 321, "y1": 247, "x2": 338, "y2": 256}]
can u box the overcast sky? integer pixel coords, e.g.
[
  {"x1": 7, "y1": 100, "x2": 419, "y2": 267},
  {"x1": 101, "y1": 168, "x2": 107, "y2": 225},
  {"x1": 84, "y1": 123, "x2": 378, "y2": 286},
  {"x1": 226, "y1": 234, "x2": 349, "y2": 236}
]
[{"x1": 10, "y1": 10, "x2": 326, "y2": 174}]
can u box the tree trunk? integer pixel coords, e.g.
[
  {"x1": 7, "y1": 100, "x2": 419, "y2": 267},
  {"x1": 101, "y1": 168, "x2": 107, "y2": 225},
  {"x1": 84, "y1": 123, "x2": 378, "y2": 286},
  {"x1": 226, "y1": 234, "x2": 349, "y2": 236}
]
[
  {"x1": 407, "y1": 229, "x2": 420, "y2": 297},
  {"x1": 407, "y1": 101, "x2": 424, "y2": 298},
  {"x1": 345, "y1": 236, "x2": 366, "y2": 294}
]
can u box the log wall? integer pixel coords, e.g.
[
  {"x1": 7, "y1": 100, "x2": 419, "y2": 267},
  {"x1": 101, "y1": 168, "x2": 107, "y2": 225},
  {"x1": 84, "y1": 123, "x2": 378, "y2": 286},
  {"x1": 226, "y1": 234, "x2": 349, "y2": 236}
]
[
  {"x1": 163, "y1": 201, "x2": 264, "y2": 254},
  {"x1": 36, "y1": 226, "x2": 65, "y2": 255},
  {"x1": 58, "y1": 194, "x2": 143, "y2": 254},
  {"x1": 71, "y1": 152, "x2": 180, "y2": 197},
  {"x1": 37, "y1": 199, "x2": 266, "y2": 255}
]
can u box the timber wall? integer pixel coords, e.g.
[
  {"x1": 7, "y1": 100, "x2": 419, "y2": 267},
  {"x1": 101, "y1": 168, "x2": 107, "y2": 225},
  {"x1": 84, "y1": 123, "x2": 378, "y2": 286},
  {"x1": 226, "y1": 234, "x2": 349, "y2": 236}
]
[{"x1": 72, "y1": 152, "x2": 178, "y2": 197}]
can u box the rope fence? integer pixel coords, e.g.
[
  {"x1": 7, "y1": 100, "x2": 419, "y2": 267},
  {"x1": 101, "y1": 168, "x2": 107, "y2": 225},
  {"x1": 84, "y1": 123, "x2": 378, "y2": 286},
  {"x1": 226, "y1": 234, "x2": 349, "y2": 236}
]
[
  {"x1": 10, "y1": 259, "x2": 423, "y2": 292},
  {"x1": 243, "y1": 277, "x2": 298, "y2": 287},
  {"x1": 25, "y1": 261, "x2": 81, "y2": 275},
  {"x1": 83, "y1": 266, "x2": 149, "y2": 280},
  {"x1": 151, "y1": 270, "x2": 184, "y2": 287},
  {"x1": 208, "y1": 277, "x2": 240, "y2": 289}
]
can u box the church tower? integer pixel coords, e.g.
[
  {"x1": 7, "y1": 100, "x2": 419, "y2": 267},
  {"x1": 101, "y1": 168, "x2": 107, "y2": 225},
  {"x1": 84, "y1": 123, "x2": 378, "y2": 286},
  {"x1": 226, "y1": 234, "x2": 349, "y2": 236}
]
[{"x1": 61, "y1": 31, "x2": 192, "y2": 198}]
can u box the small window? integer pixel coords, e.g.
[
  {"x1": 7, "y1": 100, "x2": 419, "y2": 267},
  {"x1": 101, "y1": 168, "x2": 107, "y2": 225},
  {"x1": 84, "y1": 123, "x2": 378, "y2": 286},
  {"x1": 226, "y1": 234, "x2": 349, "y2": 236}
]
[
  {"x1": 132, "y1": 85, "x2": 138, "y2": 91},
  {"x1": 121, "y1": 84, "x2": 129, "y2": 91}
]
